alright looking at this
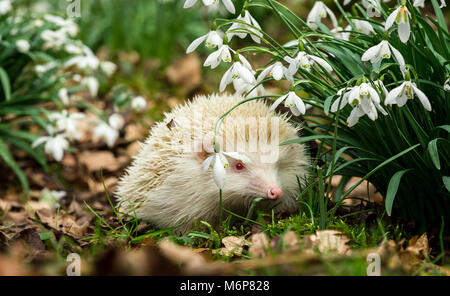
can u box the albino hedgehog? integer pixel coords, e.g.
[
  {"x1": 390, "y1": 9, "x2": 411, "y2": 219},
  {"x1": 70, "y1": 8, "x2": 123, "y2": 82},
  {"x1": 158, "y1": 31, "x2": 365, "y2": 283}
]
[{"x1": 116, "y1": 94, "x2": 309, "y2": 234}]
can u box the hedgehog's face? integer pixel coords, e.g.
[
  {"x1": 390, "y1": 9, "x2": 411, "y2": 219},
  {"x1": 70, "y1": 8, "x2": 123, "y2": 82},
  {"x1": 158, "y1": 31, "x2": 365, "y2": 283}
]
[{"x1": 217, "y1": 143, "x2": 307, "y2": 202}]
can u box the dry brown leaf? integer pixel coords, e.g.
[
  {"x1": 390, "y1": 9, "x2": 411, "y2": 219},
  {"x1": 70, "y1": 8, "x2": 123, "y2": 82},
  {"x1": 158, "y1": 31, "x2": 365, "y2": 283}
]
[
  {"x1": 36, "y1": 210, "x2": 89, "y2": 239},
  {"x1": 304, "y1": 230, "x2": 351, "y2": 255},
  {"x1": 248, "y1": 233, "x2": 270, "y2": 258},
  {"x1": 331, "y1": 176, "x2": 383, "y2": 205},
  {"x1": 86, "y1": 176, "x2": 118, "y2": 194},
  {"x1": 79, "y1": 151, "x2": 122, "y2": 172},
  {"x1": 166, "y1": 54, "x2": 201, "y2": 92},
  {"x1": 282, "y1": 231, "x2": 301, "y2": 251},
  {"x1": 217, "y1": 236, "x2": 248, "y2": 256}
]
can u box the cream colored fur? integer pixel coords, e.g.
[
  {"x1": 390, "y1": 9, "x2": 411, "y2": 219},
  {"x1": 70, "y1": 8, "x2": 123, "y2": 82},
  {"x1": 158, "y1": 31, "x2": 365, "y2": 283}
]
[{"x1": 115, "y1": 94, "x2": 309, "y2": 234}]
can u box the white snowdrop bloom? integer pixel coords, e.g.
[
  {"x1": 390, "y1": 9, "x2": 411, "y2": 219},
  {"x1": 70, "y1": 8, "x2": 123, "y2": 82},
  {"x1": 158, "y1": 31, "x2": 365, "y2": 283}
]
[
  {"x1": 64, "y1": 43, "x2": 83, "y2": 55},
  {"x1": 35, "y1": 61, "x2": 58, "y2": 75},
  {"x1": 41, "y1": 29, "x2": 68, "y2": 49},
  {"x1": 233, "y1": 77, "x2": 265, "y2": 98},
  {"x1": 184, "y1": 0, "x2": 235, "y2": 14},
  {"x1": 65, "y1": 53, "x2": 100, "y2": 72},
  {"x1": 58, "y1": 88, "x2": 70, "y2": 105},
  {"x1": 32, "y1": 134, "x2": 69, "y2": 162},
  {"x1": 202, "y1": 150, "x2": 250, "y2": 189},
  {"x1": 0, "y1": 0, "x2": 12, "y2": 15},
  {"x1": 39, "y1": 188, "x2": 66, "y2": 209},
  {"x1": 220, "y1": 55, "x2": 255, "y2": 92},
  {"x1": 204, "y1": 44, "x2": 233, "y2": 69},
  {"x1": 284, "y1": 51, "x2": 333, "y2": 75},
  {"x1": 444, "y1": 78, "x2": 450, "y2": 92},
  {"x1": 385, "y1": 81, "x2": 431, "y2": 111},
  {"x1": 81, "y1": 77, "x2": 99, "y2": 97},
  {"x1": 100, "y1": 61, "x2": 117, "y2": 77},
  {"x1": 332, "y1": 83, "x2": 387, "y2": 122},
  {"x1": 440, "y1": 0, "x2": 447, "y2": 8},
  {"x1": 346, "y1": 105, "x2": 365, "y2": 127},
  {"x1": 108, "y1": 114, "x2": 125, "y2": 130},
  {"x1": 331, "y1": 87, "x2": 354, "y2": 112},
  {"x1": 354, "y1": 20, "x2": 375, "y2": 35},
  {"x1": 44, "y1": 14, "x2": 78, "y2": 37},
  {"x1": 227, "y1": 10, "x2": 262, "y2": 43},
  {"x1": 413, "y1": 0, "x2": 425, "y2": 7},
  {"x1": 16, "y1": 40, "x2": 30, "y2": 53},
  {"x1": 186, "y1": 30, "x2": 223, "y2": 54},
  {"x1": 269, "y1": 91, "x2": 306, "y2": 116},
  {"x1": 307, "y1": 1, "x2": 338, "y2": 30},
  {"x1": 373, "y1": 79, "x2": 389, "y2": 96},
  {"x1": 256, "y1": 61, "x2": 290, "y2": 83},
  {"x1": 93, "y1": 121, "x2": 120, "y2": 148},
  {"x1": 385, "y1": 5, "x2": 411, "y2": 43},
  {"x1": 33, "y1": 19, "x2": 44, "y2": 28},
  {"x1": 49, "y1": 110, "x2": 85, "y2": 140},
  {"x1": 331, "y1": 26, "x2": 349, "y2": 41},
  {"x1": 131, "y1": 96, "x2": 147, "y2": 111},
  {"x1": 361, "y1": 40, "x2": 405, "y2": 71}
]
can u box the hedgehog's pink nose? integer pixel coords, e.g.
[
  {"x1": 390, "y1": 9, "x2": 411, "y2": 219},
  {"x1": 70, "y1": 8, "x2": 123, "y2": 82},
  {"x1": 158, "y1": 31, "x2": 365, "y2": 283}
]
[{"x1": 267, "y1": 186, "x2": 282, "y2": 200}]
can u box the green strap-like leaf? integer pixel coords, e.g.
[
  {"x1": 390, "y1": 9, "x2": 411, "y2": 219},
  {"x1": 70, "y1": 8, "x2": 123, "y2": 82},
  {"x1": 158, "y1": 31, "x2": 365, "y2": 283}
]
[
  {"x1": 0, "y1": 67, "x2": 11, "y2": 101},
  {"x1": 443, "y1": 176, "x2": 450, "y2": 193},
  {"x1": 385, "y1": 169, "x2": 411, "y2": 216},
  {"x1": 0, "y1": 139, "x2": 29, "y2": 195},
  {"x1": 427, "y1": 138, "x2": 442, "y2": 170}
]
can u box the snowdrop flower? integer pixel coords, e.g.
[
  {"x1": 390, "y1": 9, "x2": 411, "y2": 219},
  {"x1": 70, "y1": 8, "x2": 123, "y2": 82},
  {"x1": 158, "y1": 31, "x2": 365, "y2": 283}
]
[
  {"x1": 256, "y1": 61, "x2": 290, "y2": 83},
  {"x1": 35, "y1": 61, "x2": 58, "y2": 75},
  {"x1": 49, "y1": 110, "x2": 85, "y2": 140},
  {"x1": 39, "y1": 188, "x2": 66, "y2": 209},
  {"x1": 204, "y1": 44, "x2": 233, "y2": 69},
  {"x1": 227, "y1": 10, "x2": 262, "y2": 43},
  {"x1": 269, "y1": 91, "x2": 306, "y2": 116},
  {"x1": 64, "y1": 43, "x2": 83, "y2": 55},
  {"x1": 440, "y1": 0, "x2": 447, "y2": 8},
  {"x1": 361, "y1": 40, "x2": 405, "y2": 71},
  {"x1": 186, "y1": 30, "x2": 223, "y2": 54},
  {"x1": 44, "y1": 14, "x2": 78, "y2": 37},
  {"x1": 16, "y1": 40, "x2": 30, "y2": 53},
  {"x1": 331, "y1": 26, "x2": 349, "y2": 41},
  {"x1": 373, "y1": 79, "x2": 389, "y2": 97},
  {"x1": 41, "y1": 29, "x2": 68, "y2": 49},
  {"x1": 109, "y1": 114, "x2": 125, "y2": 130},
  {"x1": 93, "y1": 121, "x2": 119, "y2": 148},
  {"x1": 284, "y1": 51, "x2": 333, "y2": 75},
  {"x1": 100, "y1": 61, "x2": 117, "y2": 77},
  {"x1": 331, "y1": 87, "x2": 354, "y2": 112},
  {"x1": 233, "y1": 76, "x2": 265, "y2": 98},
  {"x1": 131, "y1": 96, "x2": 147, "y2": 111},
  {"x1": 58, "y1": 88, "x2": 70, "y2": 105},
  {"x1": 413, "y1": 0, "x2": 425, "y2": 7},
  {"x1": 444, "y1": 78, "x2": 450, "y2": 92},
  {"x1": 354, "y1": 20, "x2": 375, "y2": 35},
  {"x1": 202, "y1": 150, "x2": 251, "y2": 189},
  {"x1": 184, "y1": 0, "x2": 235, "y2": 14},
  {"x1": 385, "y1": 5, "x2": 411, "y2": 43},
  {"x1": 0, "y1": 0, "x2": 12, "y2": 15},
  {"x1": 346, "y1": 106, "x2": 365, "y2": 127},
  {"x1": 385, "y1": 80, "x2": 431, "y2": 111},
  {"x1": 65, "y1": 46, "x2": 100, "y2": 71},
  {"x1": 220, "y1": 54, "x2": 254, "y2": 92},
  {"x1": 332, "y1": 83, "x2": 387, "y2": 123},
  {"x1": 307, "y1": 1, "x2": 338, "y2": 30},
  {"x1": 81, "y1": 77, "x2": 99, "y2": 97},
  {"x1": 32, "y1": 134, "x2": 69, "y2": 162}
]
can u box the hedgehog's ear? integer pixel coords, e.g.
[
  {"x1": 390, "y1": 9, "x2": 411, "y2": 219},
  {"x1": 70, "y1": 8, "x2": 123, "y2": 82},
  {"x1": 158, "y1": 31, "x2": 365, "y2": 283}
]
[{"x1": 195, "y1": 142, "x2": 209, "y2": 162}]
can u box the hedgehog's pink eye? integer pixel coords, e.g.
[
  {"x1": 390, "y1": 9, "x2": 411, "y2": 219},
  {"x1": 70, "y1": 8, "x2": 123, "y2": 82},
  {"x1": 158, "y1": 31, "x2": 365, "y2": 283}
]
[{"x1": 235, "y1": 162, "x2": 245, "y2": 171}]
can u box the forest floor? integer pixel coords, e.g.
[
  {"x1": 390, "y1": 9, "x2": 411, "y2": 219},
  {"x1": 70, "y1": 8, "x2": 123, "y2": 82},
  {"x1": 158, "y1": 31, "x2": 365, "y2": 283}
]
[{"x1": 0, "y1": 52, "x2": 449, "y2": 276}]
